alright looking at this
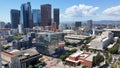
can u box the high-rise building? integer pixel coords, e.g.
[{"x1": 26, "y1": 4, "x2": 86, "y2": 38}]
[
  {"x1": 51, "y1": 19, "x2": 56, "y2": 29},
  {"x1": 53, "y1": 8, "x2": 59, "y2": 29},
  {"x1": 10, "y1": 9, "x2": 20, "y2": 28},
  {"x1": 18, "y1": 24, "x2": 23, "y2": 33},
  {"x1": 20, "y1": 2, "x2": 33, "y2": 28},
  {"x1": 0, "y1": 44, "x2": 2, "y2": 68},
  {"x1": 5, "y1": 22, "x2": 11, "y2": 28},
  {"x1": 41, "y1": 4, "x2": 51, "y2": 26},
  {"x1": 75, "y1": 21, "x2": 82, "y2": 29},
  {"x1": 87, "y1": 20, "x2": 92, "y2": 31},
  {"x1": 32, "y1": 9, "x2": 41, "y2": 26},
  {"x1": 0, "y1": 22, "x2": 5, "y2": 29},
  {"x1": 85, "y1": 20, "x2": 93, "y2": 34}
]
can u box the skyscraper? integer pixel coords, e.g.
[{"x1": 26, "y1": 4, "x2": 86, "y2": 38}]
[
  {"x1": 32, "y1": 9, "x2": 41, "y2": 26},
  {"x1": 75, "y1": 21, "x2": 82, "y2": 29},
  {"x1": 0, "y1": 22, "x2": 5, "y2": 29},
  {"x1": 41, "y1": 4, "x2": 51, "y2": 26},
  {"x1": 87, "y1": 20, "x2": 92, "y2": 31},
  {"x1": 87, "y1": 20, "x2": 93, "y2": 34},
  {"x1": 10, "y1": 9, "x2": 20, "y2": 28},
  {"x1": 0, "y1": 44, "x2": 2, "y2": 68},
  {"x1": 20, "y1": 2, "x2": 33, "y2": 28},
  {"x1": 53, "y1": 8, "x2": 59, "y2": 29}
]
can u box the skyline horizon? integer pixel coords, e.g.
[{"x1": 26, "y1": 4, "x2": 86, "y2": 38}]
[{"x1": 1, "y1": 0, "x2": 120, "y2": 23}]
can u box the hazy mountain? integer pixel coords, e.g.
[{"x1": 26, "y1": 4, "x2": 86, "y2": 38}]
[{"x1": 93, "y1": 20, "x2": 120, "y2": 24}]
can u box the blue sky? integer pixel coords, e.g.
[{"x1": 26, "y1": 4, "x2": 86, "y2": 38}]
[{"x1": 0, "y1": 0, "x2": 120, "y2": 23}]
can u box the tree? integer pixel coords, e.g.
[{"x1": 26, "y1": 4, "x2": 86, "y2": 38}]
[
  {"x1": 99, "y1": 64, "x2": 108, "y2": 68},
  {"x1": 34, "y1": 63, "x2": 40, "y2": 68},
  {"x1": 108, "y1": 44, "x2": 119, "y2": 54},
  {"x1": 78, "y1": 40, "x2": 84, "y2": 44},
  {"x1": 118, "y1": 57, "x2": 120, "y2": 61},
  {"x1": 3, "y1": 46, "x2": 10, "y2": 50},
  {"x1": 93, "y1": 49, "x2": 96, "y2": 53},
  {"x1": 80, "y1": 48, "x2": 83, "y2": 51},
  {"x1": 27, "y1": 65, "x2": 33, "y2": 68},
  {"x1": 110, "y1": 63, "x2": 117, "y2": 68},
  {"x1": 82, "y1": 65, "x2": 87, "y2": 68},
  {"x1": 65, "y1": 42, "x2": 71, "y2": 46},
  {"x1": 103, "y1": 51, "x2": 109, "y2": 57},
  {"x1": 106, "y1": 54, "x2": 112, "y2": 64},
  {"x1": 71, "y1": 43, "x2": 77, "y2": 46},
  {"x1": 70, "y1": 48, "x2": 77, "y2": 53},
  {"x1": 60, "y1": 55, "x2": 67, "y2": 61},
  {"x1": 93, "y1": 53, "x2": 104, "y2": 66},
  {"x1": 60, "y1": 48, "x2": 77, "y2": 61}
]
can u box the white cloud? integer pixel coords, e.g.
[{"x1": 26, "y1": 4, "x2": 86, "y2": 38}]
[
  {"x1": 61, "y1": 4, "x2": 120, "y2": 21},
  {"x1": 61, "y1": 4, "x2": 99, "y2": 19},
  {"x1": 103, "y1": 5, "x2": 120, "y2": 16},
  {"x1": 60, "y1": 4, "x2": 99, "y2": 22}
]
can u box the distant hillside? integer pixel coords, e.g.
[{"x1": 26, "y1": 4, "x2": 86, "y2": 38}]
[
  {"x1": 93, "y1": 20, "x2": 120, "y2": 24},
  {"x1": 61, "y1": 20, "x2": 120, "y2": 24}
]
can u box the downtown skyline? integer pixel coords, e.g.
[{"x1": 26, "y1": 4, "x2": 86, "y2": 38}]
[{"x1": 0, "y1": 0, "x2": 120, "y2": 23}]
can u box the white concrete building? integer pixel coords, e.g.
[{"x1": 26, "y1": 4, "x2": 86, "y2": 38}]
[
  {"x1": 64, "y1": 35, "x2": 90, "y2": 43},
  {"x1": 89, "y1": 31, "x2": 114, "y2": 50},
  {"x1": 18, "y1": 24, "x2": 23, "y2": 34},
  {"x1": 63, "y1": 29, "x2": 75, "y2": 35}
]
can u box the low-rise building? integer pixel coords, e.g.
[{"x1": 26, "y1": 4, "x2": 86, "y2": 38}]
[
  {"x1": 63, "y1": 30, "x2": 75, "y2": 35},
  {"x1": 65, "y1": 51, "x2": 96, "y2": 67},
  {"x1": 1, "y1": 51, "x2": 21, "y2": 68},
  {"x1": 64, "y1": 35, "x2": 90, "y2": 43},
  {"x1": 1, "y1": 48, "x2": 41, "y2": 68},
  {"x1": 104, "y1": 28, "x2": 120, "y2": 37},
  {"x1": 35, "y1": 31, "x2": 64, "y2": 55},
  {"x1": 0, "y1": 38, "x2": 7, "y2": 46},
  {"x1": 89, "y1": 31, "x2": 114, "y2": 50}
]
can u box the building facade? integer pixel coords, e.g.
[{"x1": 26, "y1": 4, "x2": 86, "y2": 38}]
[
  {"x1": 35, "y1": 32, "x2": 64, "y2": 55},
  {"x1": 1, "y1": 48, "x2": 41, "y2": 68},
  {"x1": 32, "y1": 9, "x2": 41, "y2": 26},
  {"x1": 87, "y1": 20, "x2": 92, "y2": 33},
  {"x1": 20, "y1": 2, "x2": 33, "y2": 28},
  {"x1": 1, "y1": 51, "x2": 21, "y2": 68},
  {"x1": 65, "y1": 51, "x2": 96, "y2": 67},
  {"x1": 41, "y1": 4, "x2": 51, "y2": 27},
  {"x1": 89, "y1": 31, "x2": 114, "y2": 50},
  {"x1": 53, "y1": 8, "x2": 59, "y2": 29},
  {"x1": 75, "y1": 21, "x2": 82, "y2": 29},
  {"x1": 0, "y1": 22, "x2": 5, "y2": 29},
  {"x1": 11, "y1": 9, "x2": 20, "y2": 28}
]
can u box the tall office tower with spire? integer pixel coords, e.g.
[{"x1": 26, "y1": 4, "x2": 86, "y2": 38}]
[
  {"x1": 53, "y1": 8, "x2": 59, "y2": 29},
  {"x1": 41, "y1": 4, "x2": 51, "y2": 27},
  {"x1": 10, "y1": 9, "x2": 20, "y2": 28},
  {"x1": 20, "y1": 2, "x2": 33, "y2": 28}
]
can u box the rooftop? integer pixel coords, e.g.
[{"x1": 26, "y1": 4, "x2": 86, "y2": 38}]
[
  {"x1": 10, "y1": 48, "x2": 39, "y2": 60},
  {"x1": 70, "y1": 51, "x2": 83, "y2": 57},
  {"x1": 67, "y1": 51, "x2": 95, "y2": 62},
  {"x1": 37, "y1": 32, "x2": 63, "y2": 35},
  {"x1": 85, "y1": 53, "x2": 96, "y2": 61},
  {"x1": 1, "y1": 51, "x2": 16, "y2": 58},
  {"x1": 104, "y1": 28, "x2": 120, "y2": 31},
  {"x1": 65, "y1": 35, "x2": 89, "y2": 40},
  {"x1": 2, "y1": 59, "x2": 9, "y2": 65}
]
